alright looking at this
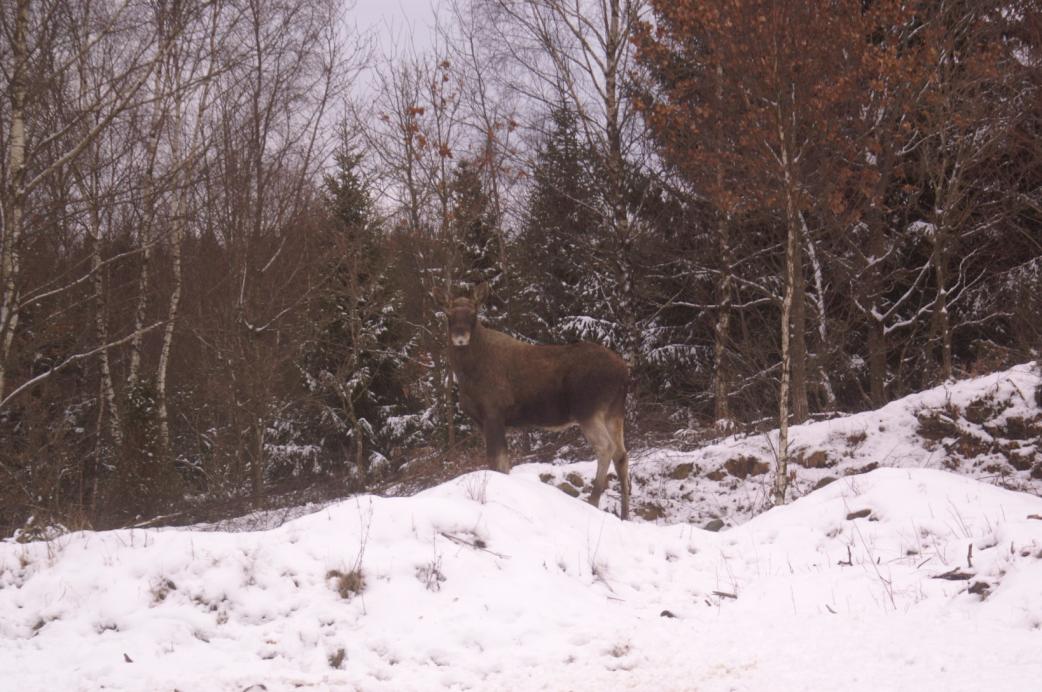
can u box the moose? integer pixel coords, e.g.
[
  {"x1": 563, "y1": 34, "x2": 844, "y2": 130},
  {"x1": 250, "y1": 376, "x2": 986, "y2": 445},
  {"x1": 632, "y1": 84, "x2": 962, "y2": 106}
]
[{"x1": 437, "y1": 283, "x2": 632, "y2": 519}]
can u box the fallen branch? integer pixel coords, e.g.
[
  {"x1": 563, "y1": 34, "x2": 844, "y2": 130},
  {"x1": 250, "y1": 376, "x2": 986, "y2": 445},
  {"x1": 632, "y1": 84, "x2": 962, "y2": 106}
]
[
  {"x1": 439, "y1": 532, "x2": 509, "y2": 559},
  {"x1": 932, "y1": 568, "x2": 973, "y2": 581}
]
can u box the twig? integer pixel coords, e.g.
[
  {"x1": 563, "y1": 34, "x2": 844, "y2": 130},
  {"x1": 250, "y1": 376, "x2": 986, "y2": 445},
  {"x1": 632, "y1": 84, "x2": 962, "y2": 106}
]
[
  {"x1": 712, "y1": 590, "x2": 737, "y2": 600},
  {"x1": 932, "y1": 568, "x2": 973, "y2": 581},
  {"x1": 439, "y1": 532, "x2": 509, "y2": 559},
  {"x1": 1, "y1": 321, "x2": 165, "y2": 409},
  {"x1": 130, "y1": 512, "x2": 185, "y2": 529}
]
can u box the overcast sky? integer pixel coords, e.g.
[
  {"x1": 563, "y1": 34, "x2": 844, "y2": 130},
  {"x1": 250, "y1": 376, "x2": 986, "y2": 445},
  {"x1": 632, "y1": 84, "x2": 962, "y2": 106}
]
[{"x1": 347, "y1": 0, "x2": 439, "y2": 57}]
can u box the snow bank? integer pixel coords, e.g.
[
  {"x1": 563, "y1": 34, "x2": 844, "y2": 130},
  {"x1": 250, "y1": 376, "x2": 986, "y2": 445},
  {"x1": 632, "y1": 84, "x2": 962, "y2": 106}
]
[
  {"x1": 519, "y1": 362, "x2": 1042, "y2": 527},
  {"x1": 2, "y1": 467, "x2": 1041, "y2": 691}
]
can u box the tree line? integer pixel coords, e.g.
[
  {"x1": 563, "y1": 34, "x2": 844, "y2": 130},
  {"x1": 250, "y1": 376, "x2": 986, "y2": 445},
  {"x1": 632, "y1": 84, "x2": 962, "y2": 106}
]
[{"x1": 1, "y1": 0, "x2": 1039, "y2": 534}]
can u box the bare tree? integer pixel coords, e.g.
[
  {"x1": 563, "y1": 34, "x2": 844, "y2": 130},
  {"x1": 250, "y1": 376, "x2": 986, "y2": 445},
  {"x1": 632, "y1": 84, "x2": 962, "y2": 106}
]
[
  {"x1": 361, "y1": 43, "x2": 468, "y2": 449},
  {"x1": 0, "y1": 0, "x2": 168, "y2": 403},
  {"x1": 488, "y1": 0, "x2": 648, "y2": 362},
  {"x1": 191, "y1": 0, "x2": 347, "y2": 502}
]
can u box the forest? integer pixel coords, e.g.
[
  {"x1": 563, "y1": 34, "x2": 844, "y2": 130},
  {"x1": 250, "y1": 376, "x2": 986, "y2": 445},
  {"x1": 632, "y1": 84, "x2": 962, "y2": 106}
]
[{"x1": 0, "y1": 0, "x2": 1040, "y2": 535}]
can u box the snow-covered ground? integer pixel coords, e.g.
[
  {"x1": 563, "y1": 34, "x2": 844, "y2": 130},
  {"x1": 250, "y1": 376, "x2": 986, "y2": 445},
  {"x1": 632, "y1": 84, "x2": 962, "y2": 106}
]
[
  {"x1": 2, "y1": 365, "x2": 1041, "y2": 691},
  {"x1": 521, "y1": 362, "x2": 1042, "y2": 527}
]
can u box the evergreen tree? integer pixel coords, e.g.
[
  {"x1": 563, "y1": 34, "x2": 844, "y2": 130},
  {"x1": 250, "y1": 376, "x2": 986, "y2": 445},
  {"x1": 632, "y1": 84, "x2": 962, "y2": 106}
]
[
  {"x1": 450, "y1": 161, "x2": 505, "y2": 324},
  {"x1": 513, "y1": 105, "x2": 606, "y2": 343},
  {"x1": 298, "y1": 136, "x2": 409, "y2": 485}
]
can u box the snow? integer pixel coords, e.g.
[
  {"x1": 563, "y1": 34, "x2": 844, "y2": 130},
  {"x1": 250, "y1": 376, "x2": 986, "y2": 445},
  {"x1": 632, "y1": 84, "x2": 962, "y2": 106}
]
[
  {"x1": 2, "y1": 366, "x2": 1042, "y2": 691},
  {"x1": 907, "y1": 220, "x2": 936, "y2": 239},
  {"x1": 521, "y1": 363, "x2": 1042, "y2": 528}
]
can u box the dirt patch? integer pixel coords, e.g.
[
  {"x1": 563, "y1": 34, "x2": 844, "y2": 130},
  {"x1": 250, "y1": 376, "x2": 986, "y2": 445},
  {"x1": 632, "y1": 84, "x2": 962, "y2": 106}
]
[
  {"x1": 724, "y1": 456, "x2": 769, "y2": 479},
  {"x1": 669, "y1": 463, "x2": 696, "y2": 480},
  {"x1": 636, "y1": 503, "x2": 667, "y2": 521},
  {"x1": 793, "y1": 449, "x2": 834, "y2": 469},
  {"x1": 965, "y1": 394, "x2": 1010, "y2": 425},
  {"x1": 947, "y1": 433, "x2": 991, "y2": 459},
  {"x1": 986, "y1": 415, "x2": 1042, "y2": 441},
  {"x1": 846, "y1": 431, "x2": 868, "y2": 446},
  {"x1": 556, "y1": 483, "x2": 580, "y2": 498},
  {"x1": 1008, "y1": 452, "x2": 1034, "y2": 472},
  {"x1": 916, "y1": 408, "x2": 961, "y2": 442},
  {"x1": 565, "y1": 472, "x2": 585, "y2": 489},
  {"x1": 812, "y1": 476, "x2": 837, "y2": 491}
]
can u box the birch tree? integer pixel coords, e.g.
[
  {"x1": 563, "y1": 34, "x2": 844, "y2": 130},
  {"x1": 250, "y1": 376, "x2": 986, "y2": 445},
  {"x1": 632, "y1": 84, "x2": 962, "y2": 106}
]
[
  {"x1": 0, "y1": 0, "x2": 168, "y2": 404},
  {"x1": 488, "y1": 0, "x2": 648, "y2": 363}
]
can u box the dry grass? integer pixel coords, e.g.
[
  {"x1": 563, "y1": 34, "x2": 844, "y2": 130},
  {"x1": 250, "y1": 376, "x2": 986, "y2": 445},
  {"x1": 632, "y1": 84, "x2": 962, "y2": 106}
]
[
  {"x1": 326, "y1": 568, "x2": 366, "y2": 599},
  {"x1": 416, "y1": 557, "x2": 446, "y2": 592},
  {"x1": 328, "y1": 648, "x2": 347, "y2": 668}
]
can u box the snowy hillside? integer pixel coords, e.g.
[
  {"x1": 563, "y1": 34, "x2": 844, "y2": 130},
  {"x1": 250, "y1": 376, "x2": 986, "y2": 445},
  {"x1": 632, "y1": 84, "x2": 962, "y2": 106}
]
[
  {"x1": 2, "y1": 366, "x2": 1042, "y2": 691},
  {"x1": 522, "y1": 362, "x2": 1042, "y2": 527}
]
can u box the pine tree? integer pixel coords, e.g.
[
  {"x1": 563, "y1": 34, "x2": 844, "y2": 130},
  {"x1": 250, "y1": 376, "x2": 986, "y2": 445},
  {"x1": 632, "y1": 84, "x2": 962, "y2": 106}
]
[
  {"x1": 300, "y1": 136, "x2": 409, "y2": 485},
  {"x1": 513, "y1": 105, "x2": 606, "y2": 344},
  {"x1": 450, "y1": 161, "x2": 505, "y2": 325}
]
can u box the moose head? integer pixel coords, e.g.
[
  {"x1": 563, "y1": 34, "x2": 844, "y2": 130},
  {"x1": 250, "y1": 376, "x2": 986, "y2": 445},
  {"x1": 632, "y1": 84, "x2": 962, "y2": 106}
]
[{"x1": 436, "y1": 283, "x2": 489, "y2": 348}]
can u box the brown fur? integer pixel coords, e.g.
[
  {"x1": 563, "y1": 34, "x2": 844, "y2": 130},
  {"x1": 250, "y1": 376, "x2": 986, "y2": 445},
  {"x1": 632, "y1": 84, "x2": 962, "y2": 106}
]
[{"x1": 440, "y1": 285, "x2": 631, "y2": 519}]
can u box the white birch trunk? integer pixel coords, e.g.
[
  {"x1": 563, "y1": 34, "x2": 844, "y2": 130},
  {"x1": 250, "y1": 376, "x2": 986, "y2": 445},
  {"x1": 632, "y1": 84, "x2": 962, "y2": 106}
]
[{"x1": 0, "y1": 0, "x2": 29, "y2": 403}]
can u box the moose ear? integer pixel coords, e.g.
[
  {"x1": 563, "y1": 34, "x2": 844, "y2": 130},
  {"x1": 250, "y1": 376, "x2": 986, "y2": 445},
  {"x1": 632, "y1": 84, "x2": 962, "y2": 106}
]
[{"x1": 473, "y1": 282, "x2": 489, "y2": 305}]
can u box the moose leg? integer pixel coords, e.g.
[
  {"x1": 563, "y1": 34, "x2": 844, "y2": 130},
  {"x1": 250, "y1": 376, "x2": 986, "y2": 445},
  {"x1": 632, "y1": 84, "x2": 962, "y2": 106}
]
[
  {"x1": 608, "y1": 415, "x2": 630, "y2": 520},
  {"x1": 612, "y1": 453, "x2": 630, "y2": 520},
  {"x1": 484, "y1": 417, "x2": 510, "y2": 473},
  {"x1": 581, "y1": 418, "x2": 615, "y2": 511}
]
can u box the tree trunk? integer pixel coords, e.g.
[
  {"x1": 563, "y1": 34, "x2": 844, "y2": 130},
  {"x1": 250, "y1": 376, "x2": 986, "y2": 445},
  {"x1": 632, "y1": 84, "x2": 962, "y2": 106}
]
[
  {"x1": 603, "y1": 0, "x2": 638, "y2": 367},
  {"x1": 866, "y1": 213, "x2": 887, "y2": 406},
  {"x1": 868, "y1": 319, "x2": 887, "y2": 405},
  {"x1": 775, "y1": 107, "x2": 802, "y2": 503},
  {"x1": 791, "y1": 229, "x2": 809, "y2": 424},
  {"x1": 89, "y1": 208, "x2": 123, "y2": 447},
  {"x1": 156, "y1": 82, "x2": 192, "y2": 458},
  {"x1": 711, "y1": 64, "x2": 732, "y2": 426},
  {"x1": 775, "y1": 213, "x2": 799, "y2": 506},
  {"x1": 712, "y1": 215, "x2": 733, "y2": 424},
  {"x1": 353, "y1": 417, "x2": 366, "y2": 484},
  {"x1": 933, "y1": 227, "x2": 953, "y2": 380},
  {"x1": 155, "y1": 221, "x2": 182, "y2": 456},
  {"x1": 445, "y1": 361, "x2": 456, "y2": 448},
  {"x1": 0, "y1": 0, "x2": 29, "y2": 403},
  {"x1": 800, "y1": 214, "x2": 835, "y2": 411},
  {"x1": 252, "y1": 420, "x2": 265, "y2": 503}
]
